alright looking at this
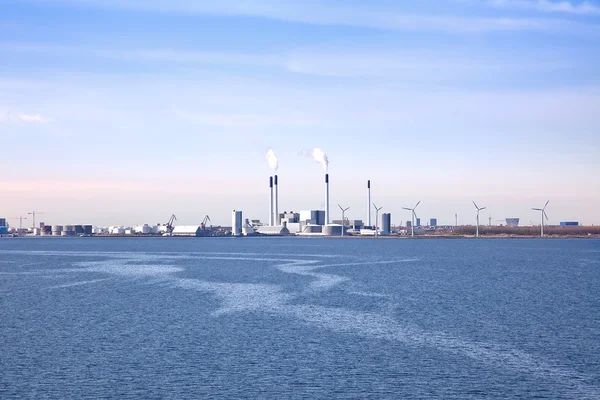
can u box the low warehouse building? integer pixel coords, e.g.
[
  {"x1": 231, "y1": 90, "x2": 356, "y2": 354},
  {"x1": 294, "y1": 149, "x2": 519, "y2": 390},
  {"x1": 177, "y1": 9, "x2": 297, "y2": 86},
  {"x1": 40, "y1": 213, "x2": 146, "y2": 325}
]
[{"x1": 171, "y1": 226, "x2": 204, "y2": 237}]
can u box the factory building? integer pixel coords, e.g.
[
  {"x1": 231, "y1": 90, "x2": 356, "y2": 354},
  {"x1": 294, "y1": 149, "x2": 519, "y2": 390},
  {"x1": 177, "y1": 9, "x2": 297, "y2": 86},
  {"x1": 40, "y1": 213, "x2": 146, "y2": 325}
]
[
  {"x1": 242, "y1": 219, "x2": 257, "y2": 236},
  {"x1": 505, "y1": 218, "x2": 520, "y2": 227},
  {"x1": 299, "y1": 210, "x2": 325, "y2": 225},
  {"x1": 430, "y1": 218, "x2": 437, "y2": 227},
  {"x1": 278, "y1": 211, "x2": 300, "y2": 224},
  {"x1": 232, "y1": 210, "x2": 243, "y2": 236},
  {"x1": 560, "y1": 221, "x2": 579, "y2": 226},
  {"x1": 332, "y1": 219, "x2": 364, "y2": 230},
  {"x1": 406, "y1": 221, "x2": 412, "y2": 228},
  {"x1": 171, "y1": 226, "x2": 204, "y2": 237},
  {"x1": 416, "y1": 218, "x2": 421, "y2": 227},
  {"x1": 256, "y1": 222, "x2": 291, "y2": 236},
  {"x1": 381, "y1": 213, "x2": 391, "y2": 236},
  {"x1": 0, "y1": 218, "x2": 6, "y2": 227}
]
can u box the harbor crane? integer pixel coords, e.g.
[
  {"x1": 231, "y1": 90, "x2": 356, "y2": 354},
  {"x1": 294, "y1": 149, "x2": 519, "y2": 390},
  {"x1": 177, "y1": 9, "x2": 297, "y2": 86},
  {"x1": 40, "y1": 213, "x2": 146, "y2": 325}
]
[
  {"x1": 166, "y1": 214, "x2": 177, "y2": 234},
  {"x1": 9, "y1": 216, "x2": 27, "y2": 229},
  {"x1": 201, "y1": 215, "x2": 211, "y2": 230},
  {"x1": 28, "y1": 211, "x2": 45, "y2": 229}
]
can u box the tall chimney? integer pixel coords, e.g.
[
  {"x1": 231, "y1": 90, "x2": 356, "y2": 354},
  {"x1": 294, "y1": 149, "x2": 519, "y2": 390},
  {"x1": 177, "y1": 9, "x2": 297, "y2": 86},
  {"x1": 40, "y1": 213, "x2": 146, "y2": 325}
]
[
  {"x1": 269, "y1": 176, "x2": 274, "y2": 226},
  {"x1": 274, "y1": 175, "x2": 279, "y2": 226},
  {"x1": 325, "y1": 173, "x2": 330, "y2": 225},
  {"x1": 367, "y1": 180, "x2": 371, "y2": 227}
]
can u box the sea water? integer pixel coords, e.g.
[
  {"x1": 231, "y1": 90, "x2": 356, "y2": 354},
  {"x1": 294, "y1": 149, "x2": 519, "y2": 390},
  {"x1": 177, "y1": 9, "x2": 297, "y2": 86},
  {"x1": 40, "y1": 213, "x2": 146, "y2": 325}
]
[{"x1": 1, "y1": 237, "x2": 599, "y2": 398}]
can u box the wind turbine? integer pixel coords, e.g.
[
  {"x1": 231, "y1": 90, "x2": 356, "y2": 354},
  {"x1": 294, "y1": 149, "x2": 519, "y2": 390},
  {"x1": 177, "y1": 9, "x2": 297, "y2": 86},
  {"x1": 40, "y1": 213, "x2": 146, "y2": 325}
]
[
  {"x1": 373, "y1": 203, "x2": 383, "y2": 237},
  {"x1": 532, "y1": 200, "x2": 549, "y2": 237},
  {"x1": 338, "y1": 204, "x2": 350, "y2": 237},
  {"x1": 473, "y1": 201, "x2": 486, "y2": 238},
  {"x1": 402, "y1": 201, "x2": 421, "y2": 237}
]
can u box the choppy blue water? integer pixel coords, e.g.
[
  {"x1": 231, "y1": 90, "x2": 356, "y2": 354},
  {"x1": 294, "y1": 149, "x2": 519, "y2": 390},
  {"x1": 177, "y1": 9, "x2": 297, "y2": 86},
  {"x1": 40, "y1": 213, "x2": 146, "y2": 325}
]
[{"x1": 1, "y1": 237, "x2": 599, "y2": 399}]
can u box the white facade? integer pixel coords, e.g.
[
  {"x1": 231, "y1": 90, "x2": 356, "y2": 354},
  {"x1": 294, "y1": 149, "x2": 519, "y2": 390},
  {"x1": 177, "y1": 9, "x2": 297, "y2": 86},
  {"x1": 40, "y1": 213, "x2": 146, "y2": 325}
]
[
  {"x1": 171, "y1": 226, "x2": 202, "y2": 237},
  {"x1": 134, "y1": 224, "x2": 152, "y2": 234},
  {"x1": 232, "y1": 210, "x2": 243, "y2": 236}
]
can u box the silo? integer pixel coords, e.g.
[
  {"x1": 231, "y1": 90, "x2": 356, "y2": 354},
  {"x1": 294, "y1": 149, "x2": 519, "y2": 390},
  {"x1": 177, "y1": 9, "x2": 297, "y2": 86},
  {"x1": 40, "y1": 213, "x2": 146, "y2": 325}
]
[
  {"x1": 83, "y1": 225, "x2": 93, "y2": 235},
  {"x1": 322, "y1": 224, "x2": 343, "y2": 236},
  {"x1": 52, "y1": 225, "x2": 63, "y2": 236},
  {"x1": 63, "y1": 225, "x2": 75, "y2": 236},
  {"x1": 381, "y1": 213, "x2": 391, "y2": 235}
]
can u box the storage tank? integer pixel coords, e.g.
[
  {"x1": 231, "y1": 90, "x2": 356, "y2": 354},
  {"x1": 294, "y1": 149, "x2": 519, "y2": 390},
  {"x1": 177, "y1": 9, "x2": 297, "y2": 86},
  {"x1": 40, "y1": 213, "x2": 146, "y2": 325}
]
[
  {"x1": 64, "y1": 225, "x2": 74, "y2": 232},
  {"x1": 302, "y1": 224, "x2": 323, "y2": 234},
  {"x1": 322, "y1": 224, "x2": 343, "y2": 236},
  {"x1": 52, "y1": 225, "x2": 63, "y2": 236},
  {"x1": 74, "y1": 225, "x2": 84, "y2": 234},
  {"x1": 41, "y1": 226, "x2": 52, "y2": 236},
  {"x1": 61, "y1": 230, "x2": 75, "y2": 236},
  {"x1": 83, "y1": 225, "x2": 93, "y2": 235}
]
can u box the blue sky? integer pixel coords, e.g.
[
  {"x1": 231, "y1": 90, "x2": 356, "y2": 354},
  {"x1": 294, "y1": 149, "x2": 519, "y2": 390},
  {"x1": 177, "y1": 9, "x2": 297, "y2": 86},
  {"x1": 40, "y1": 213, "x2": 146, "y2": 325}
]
[{"x1": 1, "y1": 0, "x2": 599, "y2": 226}]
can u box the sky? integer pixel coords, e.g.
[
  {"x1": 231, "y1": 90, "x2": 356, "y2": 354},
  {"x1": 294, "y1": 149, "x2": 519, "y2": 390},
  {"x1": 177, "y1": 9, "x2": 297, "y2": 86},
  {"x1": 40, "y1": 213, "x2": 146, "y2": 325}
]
[{"x1": 1, "y1": 0, "x2": 599, "y2": 227}]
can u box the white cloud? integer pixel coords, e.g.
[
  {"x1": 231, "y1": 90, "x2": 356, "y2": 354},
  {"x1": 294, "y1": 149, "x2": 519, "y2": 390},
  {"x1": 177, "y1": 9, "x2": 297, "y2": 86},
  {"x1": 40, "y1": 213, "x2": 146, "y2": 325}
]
[
  {"x1": 489, "y1": 0, "x2": 600, "y2": 15},
  {"x1": 0, "y1": 110, "x2": 47, "y2": 123}
]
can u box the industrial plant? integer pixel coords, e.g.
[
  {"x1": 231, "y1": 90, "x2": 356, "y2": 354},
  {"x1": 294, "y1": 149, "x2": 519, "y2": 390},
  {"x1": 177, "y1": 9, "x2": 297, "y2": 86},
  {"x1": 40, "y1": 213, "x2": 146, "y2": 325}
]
[{"x1": 1, "y1": 148, "x2": 595, "y2": 239}]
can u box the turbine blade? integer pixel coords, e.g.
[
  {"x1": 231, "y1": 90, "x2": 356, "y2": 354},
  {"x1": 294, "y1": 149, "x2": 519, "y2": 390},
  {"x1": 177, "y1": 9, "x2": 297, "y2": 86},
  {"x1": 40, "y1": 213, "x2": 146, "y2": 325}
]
[
  {"x1": 402, "y1": 207, "x2": 412, "y2": 211},
  {"x1": 544, "y1": 200, "x2": 550, "y2": 210},
  {"x1": 532, "y1": 208, "x2": 542, "y2": 211},
  {"x1": 481, "y1": 207, "x2": 487, "y2": 211},
  {"x1": 544, "y1": 211, "x2": 549, "y2": 220},
  {"x1": 473, "y1": 201, "x2": 478, "y2": 209},
  {"x1": 415, "y1": 201, "x2": 421, "y2": 209}
]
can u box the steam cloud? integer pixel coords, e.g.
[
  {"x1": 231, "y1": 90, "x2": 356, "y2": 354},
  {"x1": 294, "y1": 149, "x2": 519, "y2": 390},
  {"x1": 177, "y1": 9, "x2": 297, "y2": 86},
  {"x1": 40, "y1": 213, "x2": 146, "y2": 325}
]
[
  {"x1": 304, "y1": 148, "x2": 329, "y2": 172},
  {"x1": 265, "y1": 149, "x2": 279, "y2": 172}
]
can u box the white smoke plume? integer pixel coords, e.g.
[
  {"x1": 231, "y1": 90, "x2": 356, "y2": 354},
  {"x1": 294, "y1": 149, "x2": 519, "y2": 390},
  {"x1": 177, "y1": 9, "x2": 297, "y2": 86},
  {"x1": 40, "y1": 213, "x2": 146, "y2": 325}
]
[
  {"x1": 304, "y1": 148, "x2": 329, "y2": 172},
  {"x1": 265, "y1": 149, "x2": 279, "y2": 172}
]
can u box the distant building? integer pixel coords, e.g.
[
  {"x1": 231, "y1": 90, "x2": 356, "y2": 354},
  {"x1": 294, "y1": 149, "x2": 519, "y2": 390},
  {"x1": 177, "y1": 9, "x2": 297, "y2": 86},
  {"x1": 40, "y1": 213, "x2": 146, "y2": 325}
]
[
  {"x1": 171, "y1": 226, "x2": 204, "y2": 237},
  {"x1": 560, "y1": 221, "x2": 579, "y2": 226},
  {"x1": 505, "y1": 218, "x2": 520, "y2": 227},
  {"x1": 416, "y1": 218, "x2": 421, "y2": 227},
  {"x1": 299, "y1": 210, "x2": 325, "y2": 225},
  {"x1": 381, "y1": 213, "x2": 391, "y2": 235},
  {"x1": 232, "y1": 210, "x2": 243, "y2": 236},
  {"x1": 0, "y1": 218, "x2": 6, "y2": 227},
  {"x1": 406, "y1": 221, "x2": 412, "y2": 228},
  {"x1": 430, "y1": 218, "x2": 437, "y2": 227},
  {"x1": 278, "y1": 211, "x2": 300, "y2": 225},
  {"x1": 256, "y1": 225, "x2": 291, "y2": 235},
  {"x1": 332, "y1": 219, "x2": 364, "y2": 230}
]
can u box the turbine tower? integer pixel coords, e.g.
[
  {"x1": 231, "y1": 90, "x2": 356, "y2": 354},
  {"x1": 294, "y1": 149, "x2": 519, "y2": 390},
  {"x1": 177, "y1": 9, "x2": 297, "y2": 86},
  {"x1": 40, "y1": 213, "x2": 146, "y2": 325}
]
[
  {"x1": 373, "y1": 204, "x2": 383, "y2": 237},
  {"x1": 338, "y1": 204, "x2": 350, "y2": 237},
  {"x1": 532, "y1": 200, "x2": 550, "y2": 237},
  {"x1": 402, "y1": 201, "x2": 420, "y2": 237},
  {"x1": 473, "y1": 201, "x2": 486, "y2": 238}
]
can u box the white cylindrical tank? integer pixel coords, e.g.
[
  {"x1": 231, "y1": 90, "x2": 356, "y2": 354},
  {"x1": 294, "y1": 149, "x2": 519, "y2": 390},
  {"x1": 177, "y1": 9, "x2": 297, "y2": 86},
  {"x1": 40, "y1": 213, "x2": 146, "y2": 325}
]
[{"x1": 52, "y1": 225, "x2": 63, "y2": 236}]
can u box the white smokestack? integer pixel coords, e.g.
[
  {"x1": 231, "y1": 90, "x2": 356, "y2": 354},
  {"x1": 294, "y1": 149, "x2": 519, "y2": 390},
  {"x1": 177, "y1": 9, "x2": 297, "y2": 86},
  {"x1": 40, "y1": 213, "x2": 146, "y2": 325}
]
[
  {"x1": 269, "y1": 176, "x2": 274, "y2": 226},
  {"x1": 275, "y1": 175, "x2": 279, "y2": 226},
  {"x1": 368, "y1": 180, "x2": 371, "y2": 227},
  {"x1": 325, "y1": 173, "x2": 330, "y2": 225}
]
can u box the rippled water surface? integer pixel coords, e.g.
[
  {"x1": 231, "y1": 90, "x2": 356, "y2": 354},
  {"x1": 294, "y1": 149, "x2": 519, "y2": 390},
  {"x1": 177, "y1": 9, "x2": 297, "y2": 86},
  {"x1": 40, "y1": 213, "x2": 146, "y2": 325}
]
[{"x1": 1, "y1": 237, "x2": 599, "y2": 398}]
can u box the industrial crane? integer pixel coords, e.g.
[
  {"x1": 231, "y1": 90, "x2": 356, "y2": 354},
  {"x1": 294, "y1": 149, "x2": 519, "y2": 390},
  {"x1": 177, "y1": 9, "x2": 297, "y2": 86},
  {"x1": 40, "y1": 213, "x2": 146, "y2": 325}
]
[
  {"x1": 201, "y1": 215, "x2": 211, "y2": 230},
  {"x1": 28, "y1": 211, "x2": 44, "y2": 229},
  {"x1": 9, "y1": 216, "x2": 27, "y2": 229},
  {"x1": 166, "y1": 214, "x2": 177, "y2": 234}
]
